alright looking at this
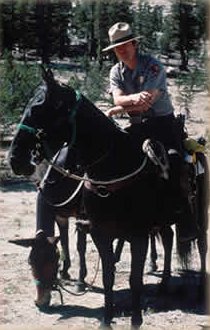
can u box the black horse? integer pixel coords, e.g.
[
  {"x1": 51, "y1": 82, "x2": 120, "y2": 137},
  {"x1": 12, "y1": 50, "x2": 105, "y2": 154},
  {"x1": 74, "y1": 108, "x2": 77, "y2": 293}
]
[
  {"x1": 9, "y1": 141, "x2": 175, "y2": 306},
  {"x1": 34, "y1": 145, "x2": 176, "y2": 285},
  {"x1": 9, "y1": 68, "x2": 208, "y2": 327}
]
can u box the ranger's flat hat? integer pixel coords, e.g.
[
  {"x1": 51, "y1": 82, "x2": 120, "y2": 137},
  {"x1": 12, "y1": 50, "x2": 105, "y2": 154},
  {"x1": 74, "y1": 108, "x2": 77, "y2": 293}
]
[{"x1": 102, "y1": 22, "x2": 141, "y2": 52}]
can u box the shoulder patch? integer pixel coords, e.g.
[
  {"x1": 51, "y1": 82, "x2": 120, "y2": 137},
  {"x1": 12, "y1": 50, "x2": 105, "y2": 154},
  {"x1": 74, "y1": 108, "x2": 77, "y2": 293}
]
[{"x1": 150, "y1": 63, "x2": 160, "y2": 77}]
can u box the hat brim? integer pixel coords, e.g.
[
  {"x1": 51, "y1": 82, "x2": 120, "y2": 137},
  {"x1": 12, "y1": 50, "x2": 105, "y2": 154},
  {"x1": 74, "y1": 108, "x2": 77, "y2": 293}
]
[{"x1": 102, "y1": 36, "x2": 141, "y2": 52}]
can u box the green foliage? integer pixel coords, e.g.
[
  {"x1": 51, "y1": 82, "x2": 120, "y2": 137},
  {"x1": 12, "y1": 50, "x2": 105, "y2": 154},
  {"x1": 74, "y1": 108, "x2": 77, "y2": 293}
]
[
  {"x1": 0, "y1": 0, "x2": 207, "y2": 70},
  {"x1": 161, "y1": 1, "x2": 208, "y2": 68},
  {"x1": 0, "y1": 0, "x2": 208, "y2": 125},
  {"x1": 175, "y1": 65, "x2": 208, "y2": 116},
  {"x1": 67, "y1": 60, "x2": 110, "y2": 103},
  {"x1": 0, "y1": 53, "x2": 110, "y2": 129},
  {"x1": 82, "y1": 63, "x2": 110, "y2": 102},
  {"x1": 134, "y1": 1, "x2": 164, "y2": 53},
  {"x1": 71, "y1": 0, "x2": 133, "y2": 57},
  {"x1": 0, "y1": 53, "x2": 41, "y2": 125},
  {"x1": 0, "y1": 1, "x2": 72, "y2": 63}
]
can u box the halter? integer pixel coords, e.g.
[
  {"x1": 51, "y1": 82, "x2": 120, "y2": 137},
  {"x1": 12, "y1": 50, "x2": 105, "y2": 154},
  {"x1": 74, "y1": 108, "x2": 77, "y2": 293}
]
[{"x1": 17, "y1": 89, "x2": 82, "y2": 163}]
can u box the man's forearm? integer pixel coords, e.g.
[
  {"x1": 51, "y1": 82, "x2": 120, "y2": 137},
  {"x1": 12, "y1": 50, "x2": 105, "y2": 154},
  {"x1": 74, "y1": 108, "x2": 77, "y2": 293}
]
[
  {"x1": 107, "y1": 104, "x2": 148, "y2": 117},
  {"x1": 113, "y1": 89, "x2": 161, "y2": 108},
  {"x1": 109, "y1": 89, "x2": 162, "y2": 117}
]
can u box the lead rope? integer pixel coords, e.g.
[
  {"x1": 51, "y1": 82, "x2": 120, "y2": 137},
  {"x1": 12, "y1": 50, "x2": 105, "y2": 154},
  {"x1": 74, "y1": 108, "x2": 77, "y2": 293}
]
[{"x1": 54, "y1": 253, "x2": 101, "y2": 299}]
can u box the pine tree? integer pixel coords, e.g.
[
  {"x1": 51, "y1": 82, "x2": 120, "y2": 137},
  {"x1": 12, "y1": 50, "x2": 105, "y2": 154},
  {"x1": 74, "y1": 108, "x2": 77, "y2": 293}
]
[{"x1": 162, "y1": 0, "x2": 208, "y2": 70}]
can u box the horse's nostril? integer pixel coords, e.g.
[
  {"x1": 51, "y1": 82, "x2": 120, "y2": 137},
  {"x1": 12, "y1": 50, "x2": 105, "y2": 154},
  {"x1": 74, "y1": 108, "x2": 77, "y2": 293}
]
[{"x1": 10, "y1": 160, "x2": 35, "y2": 176}]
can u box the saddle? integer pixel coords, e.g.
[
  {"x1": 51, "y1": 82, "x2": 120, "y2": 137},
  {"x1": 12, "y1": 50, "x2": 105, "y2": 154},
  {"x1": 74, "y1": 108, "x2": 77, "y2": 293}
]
[{"x1": 142, "y1": 133, "x2": 206, "y2": 201}]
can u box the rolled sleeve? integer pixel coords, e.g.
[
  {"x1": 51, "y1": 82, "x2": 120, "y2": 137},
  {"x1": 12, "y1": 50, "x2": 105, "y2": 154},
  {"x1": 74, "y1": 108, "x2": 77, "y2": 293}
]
[{"x1": 109, "y1": 65, "x2": 124, "y2": 93}]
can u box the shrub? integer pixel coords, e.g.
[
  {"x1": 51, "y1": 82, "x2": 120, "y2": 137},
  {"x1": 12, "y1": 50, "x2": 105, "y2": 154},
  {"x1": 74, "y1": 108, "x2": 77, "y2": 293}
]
[
  {"x1": 0, "y1": 52, "x2": 41, "y2": 127},
  {"x1": 67, "y1": 59, "x2": 112, "y2": 103}
]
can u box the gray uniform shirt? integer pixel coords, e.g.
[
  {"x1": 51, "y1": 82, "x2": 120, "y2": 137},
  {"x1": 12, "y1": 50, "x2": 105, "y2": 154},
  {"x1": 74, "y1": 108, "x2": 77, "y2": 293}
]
[{"x1": 109, "y1": 53, "x2": 174, "y2": 118}]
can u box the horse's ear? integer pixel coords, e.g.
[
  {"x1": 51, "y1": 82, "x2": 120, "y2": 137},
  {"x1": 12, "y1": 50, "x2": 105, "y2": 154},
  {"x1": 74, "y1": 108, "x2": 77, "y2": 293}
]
[
  {"x1": 35, "y1": 230, "x2": 60, "y2": 245},
  {"x1": 40, "y1": 64, "x2": 54, "y2": 84},
  {"x1": 8, "y1": 238, "x2": 35, "y2": 247}
]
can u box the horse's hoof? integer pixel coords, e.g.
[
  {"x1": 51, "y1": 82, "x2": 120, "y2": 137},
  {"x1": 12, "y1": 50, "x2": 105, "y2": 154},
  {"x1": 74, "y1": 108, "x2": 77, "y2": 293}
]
[
  {"x1": 131, "y1": 313, "x2": 143, "y2": 328},
  {"x1": 35, "y1": 302, "x2": 51, "y2": 312},
  {"x1": 158, "y1": 277, "x2": 171, "y2": 293},
  {"x1": 147, "y1": 263, "x2": 157, "y2": 274},
  {"x1": 35, "y1": 299, "x2": 51, "y2": 310},
  {"x1": 99, "y1": 319, "x2": 113, "y2": 329}
]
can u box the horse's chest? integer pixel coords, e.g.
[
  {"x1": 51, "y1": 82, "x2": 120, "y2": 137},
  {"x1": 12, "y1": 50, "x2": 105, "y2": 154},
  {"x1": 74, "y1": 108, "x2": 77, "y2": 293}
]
[{"x1": 83, "y1": 181, "x2": 157, "y2": 225}]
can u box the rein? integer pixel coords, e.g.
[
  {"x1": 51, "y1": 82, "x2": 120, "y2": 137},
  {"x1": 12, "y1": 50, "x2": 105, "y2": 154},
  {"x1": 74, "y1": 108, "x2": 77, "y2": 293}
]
[
  {"x1": 44, "y1": 156, "x2": 148, "y2": 186},
  {"x1": 39, "y1": 179, "x2": 84, "y2": 208},
  {"x1": 38, "y1": 148, "x2": 84, "y2": 208},
  {"x1": 17, "y1": 127, "x2": 148, "y2": 190},
  {"x1": 55, "y1": 252, "x2": 100, "y2": 298},
  {"x1": 17, "y1": 88, "x2": 148, "y2": 193}
]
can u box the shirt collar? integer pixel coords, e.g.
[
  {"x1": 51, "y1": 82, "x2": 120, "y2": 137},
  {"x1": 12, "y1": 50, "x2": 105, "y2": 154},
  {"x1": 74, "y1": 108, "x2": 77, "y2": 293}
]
[{"x1": 119, "y1": 52, "x2": 140, "y2": 78}]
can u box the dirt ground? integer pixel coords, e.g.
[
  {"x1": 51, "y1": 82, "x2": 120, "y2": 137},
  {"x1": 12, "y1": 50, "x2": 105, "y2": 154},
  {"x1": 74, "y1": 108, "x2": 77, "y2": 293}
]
[{"x1": 0, "y1": 77, "x2": 210, "y2": 330}]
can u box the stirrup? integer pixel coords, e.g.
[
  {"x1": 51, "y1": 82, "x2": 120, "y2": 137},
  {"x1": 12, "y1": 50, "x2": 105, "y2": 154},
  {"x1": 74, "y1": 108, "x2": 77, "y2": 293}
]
[{"x1": 142, "y1": 139, "x2": 169, "y2": 179}]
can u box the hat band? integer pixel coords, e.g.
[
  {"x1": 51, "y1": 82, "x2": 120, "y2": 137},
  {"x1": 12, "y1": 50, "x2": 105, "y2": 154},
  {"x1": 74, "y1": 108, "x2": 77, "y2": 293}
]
[{"x1": 110, "y1": 33, "x2": 134, "y2": 45}]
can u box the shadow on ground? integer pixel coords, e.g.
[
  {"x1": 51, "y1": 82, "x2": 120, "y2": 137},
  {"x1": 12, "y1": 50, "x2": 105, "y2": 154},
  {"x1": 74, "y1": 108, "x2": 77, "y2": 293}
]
[
  {"x1": 0, "y1": 179, "x2": 36, "y2": 192},
  {"x1": 37, "y1": 271, "x2": 208, "y2": 323}
]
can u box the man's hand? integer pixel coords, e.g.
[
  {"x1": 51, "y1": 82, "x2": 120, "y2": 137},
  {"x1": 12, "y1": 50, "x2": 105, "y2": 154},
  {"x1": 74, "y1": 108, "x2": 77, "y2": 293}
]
[
  {"x1": 107, "y1": 103, "x2": 149, "y2": 117},
  {"x1": 107, "y1": 105, "x2": 125, "y2": 117},
  {"x1": 108, "y1": 89, "x2": 161, "y2": 117},
  {"x1": 131, "y1": 91, "x2": 153, "y2": 107}
]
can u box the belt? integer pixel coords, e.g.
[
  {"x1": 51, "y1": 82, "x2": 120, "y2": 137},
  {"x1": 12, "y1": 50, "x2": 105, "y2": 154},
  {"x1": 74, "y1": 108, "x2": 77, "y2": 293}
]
[{"x1": 129, "y1": 113, "x2": 173, "y2": 125}]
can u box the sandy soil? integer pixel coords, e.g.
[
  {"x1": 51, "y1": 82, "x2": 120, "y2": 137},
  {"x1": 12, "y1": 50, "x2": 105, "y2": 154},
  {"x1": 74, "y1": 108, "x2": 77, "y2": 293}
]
[{"x1": 0, "y1": 77, "x2": 210, "y2": 329}]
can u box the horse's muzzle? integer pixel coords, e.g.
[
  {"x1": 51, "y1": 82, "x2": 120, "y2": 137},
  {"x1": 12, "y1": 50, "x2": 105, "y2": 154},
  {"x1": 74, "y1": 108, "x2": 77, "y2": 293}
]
[{"x1": 10, "y1": 157, "x2": 36, "y2": 176}]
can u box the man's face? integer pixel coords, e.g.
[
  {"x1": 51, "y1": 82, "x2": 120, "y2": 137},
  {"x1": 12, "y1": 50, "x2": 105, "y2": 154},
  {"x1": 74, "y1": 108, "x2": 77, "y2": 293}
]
[{"x1": 114, "y1": 41, "x2": 136, "y2": 63}]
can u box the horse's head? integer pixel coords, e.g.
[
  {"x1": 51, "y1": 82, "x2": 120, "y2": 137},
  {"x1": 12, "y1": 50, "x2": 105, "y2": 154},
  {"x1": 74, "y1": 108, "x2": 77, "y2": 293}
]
[
  {"x1": 9, "y1": 67, "x2": 78, "y2": 176},
  {"x1": 9, "y1": 230, "x2": 60, "y2": 308}
]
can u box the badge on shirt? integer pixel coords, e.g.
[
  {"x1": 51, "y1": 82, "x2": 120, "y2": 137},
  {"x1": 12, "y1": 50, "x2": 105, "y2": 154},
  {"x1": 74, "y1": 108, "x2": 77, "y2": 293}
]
[{"x1": 139, "y1": 76, "x2": 144, "y2": 84}]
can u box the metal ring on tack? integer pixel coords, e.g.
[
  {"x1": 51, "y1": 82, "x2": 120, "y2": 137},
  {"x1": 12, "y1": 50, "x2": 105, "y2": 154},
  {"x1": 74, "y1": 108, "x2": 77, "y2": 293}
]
[{"x1": 96, "y1": 185, "x2": 110, "y2": 198}]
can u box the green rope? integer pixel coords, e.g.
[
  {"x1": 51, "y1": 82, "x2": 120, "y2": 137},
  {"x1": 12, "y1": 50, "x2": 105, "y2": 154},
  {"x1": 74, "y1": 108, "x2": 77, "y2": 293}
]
[
  {"x1": 68, "y1": 90, "x2": 82, "y2": 148},
  {"x1": 17, "y1": 123, "x2": 36, "y2": 134}
]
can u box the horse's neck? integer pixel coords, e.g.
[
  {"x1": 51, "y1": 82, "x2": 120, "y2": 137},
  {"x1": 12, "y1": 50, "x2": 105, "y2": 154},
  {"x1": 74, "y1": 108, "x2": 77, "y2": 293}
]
[
  {"x1": 76, "y1": 101, "x2": 117, "y2": 163},
  {"x1": 75, "y1": 101, "x2": 140, "y2": 179}
]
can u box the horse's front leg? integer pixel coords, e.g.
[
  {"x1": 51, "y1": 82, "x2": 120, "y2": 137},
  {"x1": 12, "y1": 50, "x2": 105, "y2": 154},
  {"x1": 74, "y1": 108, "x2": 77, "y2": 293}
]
[
  {"x1": 91, "y1": 229, "x2": 115, "y2": 327},
  {"x1": 113, "y1": 238, "x2": 125, "y2": 263},
  {"x1": 130, "y1": 234, "x2": 148, "y2": 328},
  {"x1": 56, "y1": 215, "x2": 71, "y2": 280},
  {"x1": 160, "y1": 225, "x2": 173, "y2": 286},
  {"x1": 76, "y1": 229, "x2": 87, "y2": 291},
  {"x1": 149, "y1": 233, "x2": 158, "y2": 272}
]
